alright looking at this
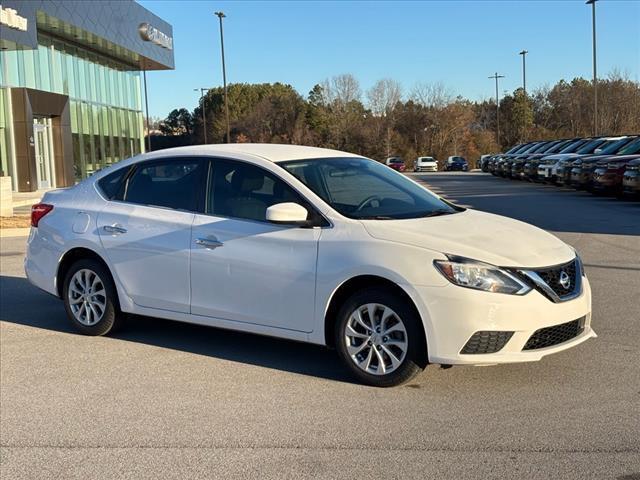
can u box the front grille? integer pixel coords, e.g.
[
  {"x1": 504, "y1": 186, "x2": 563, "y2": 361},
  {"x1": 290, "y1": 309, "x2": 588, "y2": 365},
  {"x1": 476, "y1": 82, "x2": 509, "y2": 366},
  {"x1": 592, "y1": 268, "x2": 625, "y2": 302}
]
[
  {"x1": 460, "y1": 331, "x2": 514, "y2": 354},
  {"x1": 534, "y1": 259, "x2": 578, "y2": 298},
  {"x1": 523, "y1": 318, "x2": 584, "y2": 350}
]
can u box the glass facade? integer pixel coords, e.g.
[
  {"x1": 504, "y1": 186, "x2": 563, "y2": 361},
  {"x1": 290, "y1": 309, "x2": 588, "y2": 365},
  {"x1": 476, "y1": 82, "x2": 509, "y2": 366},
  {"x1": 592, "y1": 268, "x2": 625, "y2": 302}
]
[
  {"x1": 0, "y1": 88, "x2": 12, "y2": 178},
  {"x1": 0, "y1": 33, "x2": 144, "y2": 181}
]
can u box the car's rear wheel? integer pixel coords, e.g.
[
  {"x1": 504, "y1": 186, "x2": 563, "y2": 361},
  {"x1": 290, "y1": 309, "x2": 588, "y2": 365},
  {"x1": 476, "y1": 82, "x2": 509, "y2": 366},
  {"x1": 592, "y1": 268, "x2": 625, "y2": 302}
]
[
  {"x1": 335, "y1": 288, "x2": 426, "y2": 387},
  {"x1": 62, "y1": 259, "x2": 122, "y2": 336}
]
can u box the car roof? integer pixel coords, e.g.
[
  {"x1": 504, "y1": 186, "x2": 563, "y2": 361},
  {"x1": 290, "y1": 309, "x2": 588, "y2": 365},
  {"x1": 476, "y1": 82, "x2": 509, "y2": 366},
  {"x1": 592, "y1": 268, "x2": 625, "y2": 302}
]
[{"x1": 140, "y1": 143, "x2": 362, "y2": 163}]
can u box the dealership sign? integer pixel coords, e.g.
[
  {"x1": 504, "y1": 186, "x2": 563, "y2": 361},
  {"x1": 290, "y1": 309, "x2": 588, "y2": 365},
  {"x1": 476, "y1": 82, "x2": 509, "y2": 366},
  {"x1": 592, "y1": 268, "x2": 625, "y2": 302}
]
[
  {"x1": 0, "y1": 5, "x2": 28, "y2": 31},
  {"x1": 138, "y1": 23, "x2": 173, "y2": 50}
]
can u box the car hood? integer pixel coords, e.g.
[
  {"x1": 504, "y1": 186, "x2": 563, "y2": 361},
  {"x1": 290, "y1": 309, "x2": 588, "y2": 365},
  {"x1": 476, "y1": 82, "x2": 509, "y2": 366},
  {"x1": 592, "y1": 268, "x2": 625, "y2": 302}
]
[
  {"x1": 596, "y1": 154, "x2": 640, "y2": 167},
  {"x1": 361, "y1": 209, "x2": 574, "y2": 268}
]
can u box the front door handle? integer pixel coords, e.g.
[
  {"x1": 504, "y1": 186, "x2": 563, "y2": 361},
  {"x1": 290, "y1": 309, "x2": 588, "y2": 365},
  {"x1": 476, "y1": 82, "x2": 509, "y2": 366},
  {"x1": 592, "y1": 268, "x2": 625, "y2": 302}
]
[
  {"x1": 195, "y1": 237, "x2": 224, "y2": 249},
  {"x1": 103, "y1": 224, "x2": 127, "y2": 234}
]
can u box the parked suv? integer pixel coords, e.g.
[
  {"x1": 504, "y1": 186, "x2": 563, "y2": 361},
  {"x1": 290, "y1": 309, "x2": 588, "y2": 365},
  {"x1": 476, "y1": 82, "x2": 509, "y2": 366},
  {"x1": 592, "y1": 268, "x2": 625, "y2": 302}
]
[
  {"x1": 414, "y1": 156, "x2": 438, "y2": 172},
  {"x1": 570, "y1": 136, "x2": 639, "y2": 190},
  {"x1": 24, "y1": 144, "x2": 595, "y2": 387},
  {"x1": 555, "y1": 137, "x2": 626, "y2": 185},
  {"x1": 511, "y1": 140, "x2": 568, "y2": 180},
  {"x1": 592, "y1": 154, "x2": 640, "y2": 196},
  {"x1": 622, "y1": 158, "x2": 640, "y2": 196},
  {"x1": 490, "y1": 143, "x2": 533, "y2": 176}
]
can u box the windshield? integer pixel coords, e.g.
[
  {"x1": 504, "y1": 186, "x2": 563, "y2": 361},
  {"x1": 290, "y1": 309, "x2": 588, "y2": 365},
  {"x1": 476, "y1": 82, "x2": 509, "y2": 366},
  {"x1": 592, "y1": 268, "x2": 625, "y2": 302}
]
[
  {"x1": 577, "y1": 138, "x2": 607, "y2": 154},
  {"x1": 544, "y1": 140, "x2": 571, "y2": 154},
  {"x1": 506, "y1": 144, "x2": 523, "y2": 153},
  {"x1": 387, "y1": 158, "x2": 403, "y2": 164},
  {"x1": 617, "y1": 137, "x2": 640, "y2": 155},
  {"x1": 597, "y1": 137, "x2": 632, "y2": 154},
  {"x1": 450, "y1": 156, "x2": 466, "y2": 163},
  {"x1": 530, "y1": 142, "x2": 555, "y2": 153},
  {"x1": 559, "y1": 139, "x2": 586, "y2": 153},
  {"x1": 513, "y1": 143, "x2": 533, "y2": 153},
  {"x1": 280, "y1": 157, "x2": 461, "y2": 220},
  {"x1": 522, "y1": 142, "x2": 543, "y2": 153}
]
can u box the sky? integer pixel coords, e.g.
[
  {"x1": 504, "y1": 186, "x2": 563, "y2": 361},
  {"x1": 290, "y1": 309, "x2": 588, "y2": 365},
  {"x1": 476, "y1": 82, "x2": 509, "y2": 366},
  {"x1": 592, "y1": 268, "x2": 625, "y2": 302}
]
[{"x1": 139, "y1": 0, "x2": 640, "y2": 118}]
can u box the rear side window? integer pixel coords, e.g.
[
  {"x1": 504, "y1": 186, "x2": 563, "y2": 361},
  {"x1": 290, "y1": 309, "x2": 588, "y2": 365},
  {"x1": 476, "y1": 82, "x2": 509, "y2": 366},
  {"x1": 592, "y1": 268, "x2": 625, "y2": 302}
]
[
  {"x1": 98, "y1": 167, "x2": 129, "y2": 200},
  {"x1": 123, "y1": 158, "x2": 206, "y2": 212}
]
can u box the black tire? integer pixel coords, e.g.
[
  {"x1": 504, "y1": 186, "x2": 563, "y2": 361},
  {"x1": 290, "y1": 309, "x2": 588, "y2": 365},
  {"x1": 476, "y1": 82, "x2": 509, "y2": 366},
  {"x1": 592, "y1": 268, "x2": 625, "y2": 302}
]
[
  {"x1": 334, "y1": 287, "x2": 427, "y2": 387},
  {"x1": 62, "y1": 259, "x2": 123, "y2": 336}
]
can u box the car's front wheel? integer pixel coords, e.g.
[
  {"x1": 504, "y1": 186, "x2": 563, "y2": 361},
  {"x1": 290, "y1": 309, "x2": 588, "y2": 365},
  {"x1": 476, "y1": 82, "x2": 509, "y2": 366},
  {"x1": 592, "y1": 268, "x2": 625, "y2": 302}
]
[
  {"x1": 62, "y1": 259, "x2": 122, "y2": 336},
  {"x1": 335, "y1": 288, "x2": 426, "y2": 387}
]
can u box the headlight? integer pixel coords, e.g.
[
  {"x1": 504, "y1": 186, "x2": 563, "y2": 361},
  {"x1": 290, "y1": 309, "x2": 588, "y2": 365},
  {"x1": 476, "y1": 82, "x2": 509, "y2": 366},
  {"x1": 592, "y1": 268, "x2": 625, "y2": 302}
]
[{"x1": 434, "y1": 256, "x2": 531, "y2": 295}]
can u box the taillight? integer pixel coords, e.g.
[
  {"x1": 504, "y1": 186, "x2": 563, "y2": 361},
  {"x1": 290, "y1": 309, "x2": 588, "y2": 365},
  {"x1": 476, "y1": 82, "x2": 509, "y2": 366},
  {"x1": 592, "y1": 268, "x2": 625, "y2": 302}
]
[{"x1": 31, "y1": 203, "x2": 54, "y2": 227}]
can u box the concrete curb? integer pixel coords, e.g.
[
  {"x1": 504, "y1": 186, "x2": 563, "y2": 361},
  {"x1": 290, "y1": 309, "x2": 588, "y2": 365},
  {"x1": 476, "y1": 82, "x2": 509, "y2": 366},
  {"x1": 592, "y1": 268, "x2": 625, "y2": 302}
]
[{"x1": 0, "y1": 228, "x2": 30, "y2": 238}]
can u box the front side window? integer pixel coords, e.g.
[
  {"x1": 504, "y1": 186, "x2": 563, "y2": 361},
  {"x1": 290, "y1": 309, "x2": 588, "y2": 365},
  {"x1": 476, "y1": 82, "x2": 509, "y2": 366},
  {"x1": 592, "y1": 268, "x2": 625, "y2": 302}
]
[
  {"x1": 123, "y1": 158, "x2": 206, "y2": 212},
  {"x1": 209, "y1": 160, "x2": 311, "y2": 223},
  {"x1": 281, "y1": 158, "x2": 461, "y2": 220}
]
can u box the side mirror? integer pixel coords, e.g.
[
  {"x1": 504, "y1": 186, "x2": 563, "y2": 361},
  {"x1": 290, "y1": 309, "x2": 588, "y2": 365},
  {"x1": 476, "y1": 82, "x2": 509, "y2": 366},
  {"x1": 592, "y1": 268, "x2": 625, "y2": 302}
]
[
  {"x1": 593, "y1": 148, "x2": 602, "y2": 154},
  {"x1": 266, "y1": 202, "x2": 309, "y2": 225}
]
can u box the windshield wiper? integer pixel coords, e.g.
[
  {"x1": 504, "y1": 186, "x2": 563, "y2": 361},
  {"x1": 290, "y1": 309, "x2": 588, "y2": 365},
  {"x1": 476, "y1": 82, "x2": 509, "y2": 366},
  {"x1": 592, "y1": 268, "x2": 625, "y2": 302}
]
[
  {"x1": 419, "y1": 209, "x2": 455, "y2": 218},
  {"x1": 358, "y1": 215, "x2": 395, "y2": 220}
]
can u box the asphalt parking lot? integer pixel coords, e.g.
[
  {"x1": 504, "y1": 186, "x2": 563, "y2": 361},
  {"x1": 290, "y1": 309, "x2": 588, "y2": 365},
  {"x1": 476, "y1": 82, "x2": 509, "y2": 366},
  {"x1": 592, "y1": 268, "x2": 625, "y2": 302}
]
[{"x1": 1, "y1": 172, "x2": 639, "y2": 479}]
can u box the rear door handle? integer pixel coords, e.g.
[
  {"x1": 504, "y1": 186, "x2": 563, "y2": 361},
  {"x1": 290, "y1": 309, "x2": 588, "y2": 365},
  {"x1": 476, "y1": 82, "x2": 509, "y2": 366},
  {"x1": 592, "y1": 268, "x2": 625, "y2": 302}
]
[
  {"x1": 103, "y1": 224, "x2": 127, "y2": 234},
  {"x1": 195, "y1": 237, "x2": 224, "y2": 249}
]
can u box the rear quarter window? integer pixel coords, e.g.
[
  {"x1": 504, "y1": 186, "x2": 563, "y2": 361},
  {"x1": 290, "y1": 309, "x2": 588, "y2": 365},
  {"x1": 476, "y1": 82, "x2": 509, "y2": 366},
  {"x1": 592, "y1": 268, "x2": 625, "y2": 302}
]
[{"x1": 97, "y1": 167, "x2": 129, "y2": 200}]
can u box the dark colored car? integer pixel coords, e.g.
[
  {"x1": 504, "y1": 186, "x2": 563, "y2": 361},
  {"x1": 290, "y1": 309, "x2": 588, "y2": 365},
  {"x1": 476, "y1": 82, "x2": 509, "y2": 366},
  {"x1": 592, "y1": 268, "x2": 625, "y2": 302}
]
[
  {"x1": 622, "y1": 158, "x2": 640, "y2": 197},
  {"x1": 445, "y1": 156, "x2": 468, "y2": 171},
  {"x1": 510, "y1": 139, "x2": 572, "y2": 180},
  {"x1": 542, "y1": 137, "x2": 616, "y2": 185},
  {"x1": 503, "y1": 141, "x2": 551, "y2": 178},
  {"x1": 497, "y1": 142, "x2": 541, "y2": 177},
  {"x1": 592, "y1": 155, "x2": 640, "y2": 196},
  {"x1": 535, "y1": 138, "x2": 592, "y2": 183},
  {"x1": 489, "y1": 143, "x2": 532, "y2": 175},
  {"x1": 570, "y1": 136, "x2": 640, "y2": 190},
  {"x1": 385, "y1": 157, "x2": 406, "y2": 172}
]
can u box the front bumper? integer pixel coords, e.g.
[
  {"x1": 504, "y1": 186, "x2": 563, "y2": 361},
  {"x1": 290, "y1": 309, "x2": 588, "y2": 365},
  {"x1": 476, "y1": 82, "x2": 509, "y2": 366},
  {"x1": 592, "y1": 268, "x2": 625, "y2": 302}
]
[
  {"x1": 570, "y1": 170, "x2": 591, "y2": 187},
  {"x1": 592, "y1": 171, "x2": 618, "y2": 190},
  {"x1": 412, "y1": 275, "x2": 594, "y2": 365},
  {"x1": 537, "y1": 165, "x2": 554, "y2": 179},
  {"x1": 623, "y1": 172, "x2": 640, "y2": 194}
]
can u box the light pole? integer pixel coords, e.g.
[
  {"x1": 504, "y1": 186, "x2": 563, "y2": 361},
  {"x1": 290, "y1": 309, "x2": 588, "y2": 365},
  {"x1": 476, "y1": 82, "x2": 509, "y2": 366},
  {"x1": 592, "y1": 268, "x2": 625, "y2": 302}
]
[
  {"x1": 586, "y1": 0, "x2": 598, "y2": 136},
  {"x1": 519, "y1": 50, "x2": 528, "y2": 142},
  {"x1": 194, "y1": 88, "x2": 209, "y2": 144},
  {"x1": 488, "y1": 72, "x2": 505, "y2": 147},
  {"x1": 215, "y1": 11, "x2": 231, "y2": 143},
  {"x1": 519, "y1": 50, "x2": 528, "y2": 95}
]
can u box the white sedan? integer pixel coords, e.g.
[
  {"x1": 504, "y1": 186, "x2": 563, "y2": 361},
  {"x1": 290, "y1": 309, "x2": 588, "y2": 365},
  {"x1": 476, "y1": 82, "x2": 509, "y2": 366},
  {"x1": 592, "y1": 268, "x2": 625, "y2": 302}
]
[
  {"x1": 414, "y1": 156, "x2": 438, "y2": 172},
  {"x1": 25, "y1": 144, "x2": 595, "y2": 387}
]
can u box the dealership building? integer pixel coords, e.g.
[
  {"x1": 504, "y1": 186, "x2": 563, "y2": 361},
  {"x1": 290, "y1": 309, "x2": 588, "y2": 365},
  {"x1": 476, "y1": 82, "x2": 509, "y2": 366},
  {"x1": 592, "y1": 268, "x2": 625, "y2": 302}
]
[{"x1": 0, "y1": 0, "x2": 174, "y2": 192}]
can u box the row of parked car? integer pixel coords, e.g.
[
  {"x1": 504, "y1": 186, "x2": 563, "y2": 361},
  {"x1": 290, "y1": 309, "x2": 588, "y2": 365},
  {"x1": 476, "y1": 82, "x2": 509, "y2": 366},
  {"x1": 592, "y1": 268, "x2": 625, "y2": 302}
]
[
  {"x1": 386, "y1": 156, "x2": 470, "y2": 172},
  {"x1": 481, "y1": 135, "x2": 640, "y2": 197}
]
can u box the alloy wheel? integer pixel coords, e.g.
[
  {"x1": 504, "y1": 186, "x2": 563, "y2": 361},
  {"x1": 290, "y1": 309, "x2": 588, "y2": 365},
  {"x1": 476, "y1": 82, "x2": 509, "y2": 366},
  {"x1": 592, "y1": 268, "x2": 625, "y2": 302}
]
[
  {"x1": 67, "y1": 269, "x2": 107, "y2": 326},
  {"x1": 344, "y1": 303, "x2": 408, "y2": 375}
]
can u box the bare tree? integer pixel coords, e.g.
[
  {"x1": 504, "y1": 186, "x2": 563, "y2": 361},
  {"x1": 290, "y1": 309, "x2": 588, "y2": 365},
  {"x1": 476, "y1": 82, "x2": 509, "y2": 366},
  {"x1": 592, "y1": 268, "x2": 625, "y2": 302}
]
[
  {"x1": 367, "y1": 79, "x2": 403, "y2": 157},
  {"x1": 320, "y1": 74, "x2": 361, "y2": 107},
  {"x1": 410, "y1": 82, "x2": 454, "y2": 108}
]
